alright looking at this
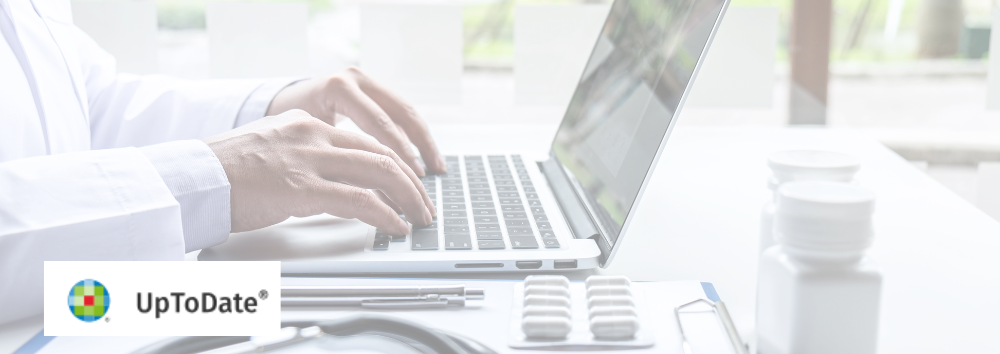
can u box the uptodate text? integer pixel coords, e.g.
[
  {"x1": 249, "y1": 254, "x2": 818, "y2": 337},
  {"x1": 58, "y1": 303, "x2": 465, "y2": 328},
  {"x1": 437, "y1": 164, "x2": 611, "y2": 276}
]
[{"x1": 137, "y1": 292, "x2": 258, "y2": 319}]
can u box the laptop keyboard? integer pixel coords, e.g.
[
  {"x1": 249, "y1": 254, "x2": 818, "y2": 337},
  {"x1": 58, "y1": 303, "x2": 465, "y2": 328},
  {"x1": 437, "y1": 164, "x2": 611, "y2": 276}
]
[{"x1": 373, "y1": 155, "x2": 559, "y2": 251}]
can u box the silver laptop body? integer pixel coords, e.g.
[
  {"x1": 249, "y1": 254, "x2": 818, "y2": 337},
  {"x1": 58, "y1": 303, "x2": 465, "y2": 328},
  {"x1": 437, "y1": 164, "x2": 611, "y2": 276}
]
[{"x1": 200, "y1": 0, "x2": 731, "y2": 273}]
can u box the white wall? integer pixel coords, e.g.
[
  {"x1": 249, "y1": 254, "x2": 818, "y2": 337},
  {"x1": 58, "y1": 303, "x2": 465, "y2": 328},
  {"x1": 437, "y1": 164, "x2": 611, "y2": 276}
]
[
  {"x1": 685, "y1": 6, "x2": 778, "y2": 109},
  {"x1": 206, "y1": 2, "x2": 309, "y2": 79},
  {"x1": 513, "y1": 4, "x2": 610, "y2": 107},
  {"x1": 360, "y1": 2, "x2": 463, "y2": 104},
  {"x1": 72, "y1": 0, "x2": 158, "y2": 74}
]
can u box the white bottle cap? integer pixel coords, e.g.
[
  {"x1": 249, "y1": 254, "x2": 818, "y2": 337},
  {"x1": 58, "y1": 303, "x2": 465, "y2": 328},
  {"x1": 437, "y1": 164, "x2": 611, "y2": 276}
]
[
  {"x1": 768, "y1": 150, "x2": 861, "y2": 190},
  {"x1": 774, "y1": 181, "x2": 875, "y2": 256}
]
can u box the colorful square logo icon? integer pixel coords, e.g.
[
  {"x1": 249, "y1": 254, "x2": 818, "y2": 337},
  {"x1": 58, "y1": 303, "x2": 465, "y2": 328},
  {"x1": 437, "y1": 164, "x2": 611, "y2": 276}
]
[{"x1": 67, "y1": 279, "x2": 109, "y2": 322}]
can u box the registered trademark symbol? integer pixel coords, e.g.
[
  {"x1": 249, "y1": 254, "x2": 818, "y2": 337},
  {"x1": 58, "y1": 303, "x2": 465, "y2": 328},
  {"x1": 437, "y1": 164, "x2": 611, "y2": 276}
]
[
  {"x1": 259, "y1": 289, "x2": 268, "y2": 300},
  {"x1": 105, "y1": 317, "x2": 110, "y2": 323}
]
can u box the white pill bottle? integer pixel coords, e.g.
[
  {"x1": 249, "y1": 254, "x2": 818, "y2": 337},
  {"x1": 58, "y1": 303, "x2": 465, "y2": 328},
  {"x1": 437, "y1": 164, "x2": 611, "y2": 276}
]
[
  {"x1": 760, "y1": 151, "x2": 860, "y2": 254},
  {"x1": 756, "y1": 180, "x2": 881, "y2": 354}
]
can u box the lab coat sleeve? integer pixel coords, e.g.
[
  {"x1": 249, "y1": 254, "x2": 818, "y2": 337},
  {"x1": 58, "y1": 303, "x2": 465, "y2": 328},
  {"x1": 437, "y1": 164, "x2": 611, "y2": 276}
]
[
  {"x1": 140, "y1": 140, "x2": 232, "y2": 253},
  {"x1": 0, "y1": 148, "x2": 184, "y2": 326},
  {"x1": 65, "y1": 22, "x2": 300, "y2": 148}
]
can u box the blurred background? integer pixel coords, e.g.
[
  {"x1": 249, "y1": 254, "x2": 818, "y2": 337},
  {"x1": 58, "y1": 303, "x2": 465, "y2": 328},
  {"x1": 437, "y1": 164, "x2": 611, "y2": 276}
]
[{"x1": 57, "y1": 0, "x2": 999, "y2": 218}]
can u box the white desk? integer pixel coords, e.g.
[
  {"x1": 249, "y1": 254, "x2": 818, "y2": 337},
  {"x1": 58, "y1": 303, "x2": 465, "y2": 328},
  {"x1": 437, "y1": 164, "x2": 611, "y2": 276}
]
[
  {"x1": 431, "y1": 124, "x2": 1000, "y2": 353},
  {"x1": 6, "y1": 125, "x2": 1000, "y2": 353}
]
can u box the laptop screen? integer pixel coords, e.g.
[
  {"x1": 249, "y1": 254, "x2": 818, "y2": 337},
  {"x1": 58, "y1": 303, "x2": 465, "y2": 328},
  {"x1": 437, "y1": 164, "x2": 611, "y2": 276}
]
[{"x1": 550, "y1": 0, "x2": 727, "y2": 247}]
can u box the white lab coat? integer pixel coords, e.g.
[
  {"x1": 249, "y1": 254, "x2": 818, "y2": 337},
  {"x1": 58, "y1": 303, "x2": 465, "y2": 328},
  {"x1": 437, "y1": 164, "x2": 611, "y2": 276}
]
[{"x1": 0, "y1": 0, "x2": 294, "y2": 326}]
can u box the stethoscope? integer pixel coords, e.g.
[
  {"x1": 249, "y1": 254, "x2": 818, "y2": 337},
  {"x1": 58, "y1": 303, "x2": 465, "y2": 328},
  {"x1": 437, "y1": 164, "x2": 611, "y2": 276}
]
[{"x1": 130, "y1": 313, "x2": 496, "y2": 354}]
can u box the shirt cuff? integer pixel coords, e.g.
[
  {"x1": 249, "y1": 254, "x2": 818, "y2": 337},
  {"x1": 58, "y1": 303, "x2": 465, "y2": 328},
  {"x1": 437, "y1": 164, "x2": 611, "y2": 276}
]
[
  {"x1": 234, "y1": 77, "x2": 306, "y2": 127},
  {"x1": 139, "y1": 140, "x2": 231, "y2": 252}
]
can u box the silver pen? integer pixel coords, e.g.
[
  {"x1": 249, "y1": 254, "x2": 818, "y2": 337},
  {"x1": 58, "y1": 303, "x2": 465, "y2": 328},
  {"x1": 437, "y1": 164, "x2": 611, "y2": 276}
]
[{"x1": 281, "y1": 284, "x2": 485, "y2": 309}]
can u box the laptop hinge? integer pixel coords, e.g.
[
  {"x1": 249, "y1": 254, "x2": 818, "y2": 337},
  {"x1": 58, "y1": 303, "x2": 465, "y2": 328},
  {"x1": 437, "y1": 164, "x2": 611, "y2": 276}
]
[{"x1": 539, "y1": 153, "x2": 611, "y2": 266}]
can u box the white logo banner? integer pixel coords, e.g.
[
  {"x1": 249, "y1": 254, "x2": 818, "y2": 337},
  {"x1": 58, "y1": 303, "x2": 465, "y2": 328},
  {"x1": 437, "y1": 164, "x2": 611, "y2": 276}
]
[{"x1": 44, "y1": 261, "x2": 280, "y2": 336}]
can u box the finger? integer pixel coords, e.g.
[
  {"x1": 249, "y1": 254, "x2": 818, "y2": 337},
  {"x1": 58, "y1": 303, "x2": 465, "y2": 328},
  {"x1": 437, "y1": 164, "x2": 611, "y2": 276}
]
[
  {"x1": 350, "y1": 69, "x2": 447, "y2": 174},
  {"x1": 374, "y1": 190, "x2": 402, "y2": 214},
  {"x1": 335, "y1": 83, "x2": 428, "y2": 177},
  {"x1": 314, "y1": 148, "x2": 431, "y2": 227},
  {"x1": 320, "y1": 129, "x2": 436, "y2": 219},
  {"x1": 308, "y1": 179, "x2": 410, "y2": 235}
]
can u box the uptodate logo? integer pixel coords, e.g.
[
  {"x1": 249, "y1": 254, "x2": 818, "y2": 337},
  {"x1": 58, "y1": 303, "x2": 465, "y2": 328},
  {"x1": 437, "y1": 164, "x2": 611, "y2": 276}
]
[
  {"x1": 137, "y1": 291, "x2": 265, "y2": 319},
  {"x1": 68, "y1": 279, "x2": 110, "y2": 322}
]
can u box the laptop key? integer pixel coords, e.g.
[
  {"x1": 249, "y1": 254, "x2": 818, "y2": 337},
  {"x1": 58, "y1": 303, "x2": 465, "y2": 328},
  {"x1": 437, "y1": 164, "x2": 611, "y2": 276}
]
[
  {"x1": 478, "y1": 240, "x2": 505, "y2": 250},
  {"x1": 445, "y1": 226, "x2": 470, "y2": 233},
  {"x1": 444, "y1": 191, "x2": 464, "y2": 197},
  {"x1": 542, "y1": 238, "x2": 560, "y2": 248},
  {"x1": 444, "y1": 210, "x2": 467, "y2": 217},
  {"x1": 472, "y1": 202, "x2": 495, "y2": 209},
  {"x1": 443, "y1": 203, "x2": 465, "y2": 210},
  {"x1": 528, "y1": 200, "x2": 543, "y2": 207},
  {"x1": 373, "y1": 234, "x2": 390, "y2": 251},
  {"x1": 470, "y1": 190, "x2": 491, "y2": 195},
  {"x1": 536, "y1": 222, "x2": 552, "y2": 230},
  {"x1": 501, "y1": 205, "x2": 524, "y2": 212},
  {"x1": 508, "y1": 227, "x2": 533, "y2": 236},
  {"x1": 468, "y1": 183, "x2": 490, "y2": 189},
  {"x1": 444, "y1": 197, "x2": 464, "y2": 203},
  {"x1": 471, "y1": 196, "x2": 492, "y2": 202},
  {"x1": 472, "y1": 209, "x2": 497, "y2": 216},
  {"x1": 510, "y1": 236, "x2": 539, "y2": 249},
  {"x1": 497, "y1": 192, "x2": 519, "y2": 198},
  {"x1": 443, "y1": 185, "x2": 462, "y2": 191},
  {"x1": 531, "y1": 207, "x2": 545, "y2": 214},
  {"x1": 444, "y1": 219, "x2": 468, "y2": 225},
  {"x1": 523, "y1": 187, "x2": 536, "y2": 192},
  {"x1": 525, "y1": 193, "x2": 539, "y2": 199},
  {"x1": 497, "y1": 186, "x2": 517, "y2": 191},
  {"x1": 533, "y1": 214, "x2": 549, "y2": 222},
  {"x1": 504, "y1": 212, "x2": 528, "y2": 219},
  {"x1": 505, "y1": 219, "x2": 531, "y2": 227},
  {"x1": 411, "y1": 229, "x2": 438, "y2": 250},
  {"x1": 474, "y1": 216, "x2": 499, "y2": 223},
  {"x1": 476, "y1": 224, "x2": 502, "y2": 232},
  {"x1": 540, "y1": 230, "x2": 556, "y2": 238},
  {"x1": 500, "y1": 198, "x2": 522, "y2": 205},
  {"x1": 476, "y1": 232, "x2": 502, "y2": 240},
  {"x1": 445, "y1": 234, "x2": 473, "y2": 250}
]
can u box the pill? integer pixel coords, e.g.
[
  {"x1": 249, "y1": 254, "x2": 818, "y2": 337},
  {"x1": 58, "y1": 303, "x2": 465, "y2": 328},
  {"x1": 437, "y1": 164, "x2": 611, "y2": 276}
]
[
  {"x1": 585, "y1": 275, "x2": 631, "y2": 288},
  {"x1": 590, "y1": 315, "x2": 640, "y2": 339},
  {"x1": 525, "y1": 275, "x2": 570, "y2": 288},
  {"x1": 522, "y1": 305, "x2": 572, "y2": 319},
  {"x1": 523, "y1": 316, "x2": 572, "y2": 339},
  {"x1": 588, "y1": 305, "x2": 637, "y2": 319},
  {"x1": 525, "y1": 285, "x2": 570, "y2": 298},
  {"x1": 586, "y1": 285, "x2": 632, "y2": 298},
  {"x1": 587, "y1": 295, "x2": 634, "y2": 309},
  {"x1": 525, "y1": 295, "x2": 571, "y2": 308}
]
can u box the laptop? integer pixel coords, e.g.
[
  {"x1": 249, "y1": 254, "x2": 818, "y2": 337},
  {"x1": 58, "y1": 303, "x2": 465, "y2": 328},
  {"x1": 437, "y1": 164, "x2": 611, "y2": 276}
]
[{"x1": 200, "y1": 0, "x2": 731, "y2": 273}]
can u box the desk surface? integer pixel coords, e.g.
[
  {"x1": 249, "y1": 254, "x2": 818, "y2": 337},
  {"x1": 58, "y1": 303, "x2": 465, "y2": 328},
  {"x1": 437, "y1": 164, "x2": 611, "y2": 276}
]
[
  {"x1": 428, "y1": 124, "x2": 1000, "y2": 353},
  {"x1": 6, "y1": 125, "x2": 1000, "y2": 354}
]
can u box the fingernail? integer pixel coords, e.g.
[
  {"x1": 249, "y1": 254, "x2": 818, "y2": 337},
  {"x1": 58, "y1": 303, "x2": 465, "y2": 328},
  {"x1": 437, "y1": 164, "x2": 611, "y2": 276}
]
[
  {"x1": 397, "y1": 218, "x2": 410, "y2": 235},
  {"x1": 437, "y1": 154, "x2": 447, "y2": 173},
  {"x1": 413, "y1": 157, "x2": 426, "y2": 177}
]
